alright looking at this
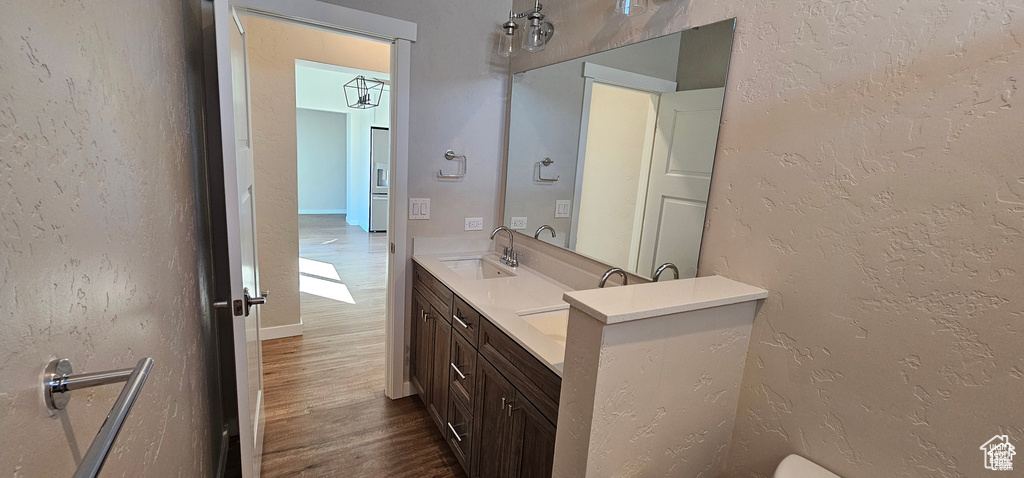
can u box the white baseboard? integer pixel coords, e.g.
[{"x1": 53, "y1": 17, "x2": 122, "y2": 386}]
[
  {"x1": 298, "y1": 209, "x2": 347, "y2": 215},
  {"x1": 260, "y1": 321, "x2": 304, "y2": 340}
]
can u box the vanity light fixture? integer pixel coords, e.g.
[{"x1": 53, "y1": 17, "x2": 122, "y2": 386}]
[
  {"x1": 498, "y1": 1, "x2": 554, "y2": 58},
  {"x1": 343, "y1": 75, "x2": 385, "y2": 109},
  {"x1": 499, "y1": 11, "x2": 519, "y2": 58},
  {"x1": 615, "y1": 0, "x2": 647, "y2": 16}
]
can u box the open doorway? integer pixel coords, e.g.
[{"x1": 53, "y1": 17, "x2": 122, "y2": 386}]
[{"x1": 232, "y1": 13, "x2": 461, "y2": 476}]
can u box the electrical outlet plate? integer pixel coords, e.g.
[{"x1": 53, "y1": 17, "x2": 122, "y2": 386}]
[
  {"x1": 465, "y1": 217, "x2": 483, "y2": 231},
  {"x1": 409, "y1": 198, "x2": 430, "y2": 220},
  {"x1": 555, "y1": 200, "x2": 571, "y2": 218},
  {"x1": 510, "y1": 217, "x2": 527, "y2": 230}
]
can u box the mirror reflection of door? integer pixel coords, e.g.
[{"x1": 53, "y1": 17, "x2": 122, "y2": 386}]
[
  {"x1": 574, "y1": 82, "x2": 659, "y2": 271},
  {"x1": 637, "y1": 88, "x2": 725, "y2": 278}
]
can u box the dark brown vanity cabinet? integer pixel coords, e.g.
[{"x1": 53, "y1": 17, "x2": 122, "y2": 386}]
[
  {"x1": 411, "y1": 268, "x2": 454, "y2": 435},
  {"x1": 412, "y1": 262, "x2": 559, "y2": 478},
  {"x1": 471, "y1": 359, "x2": 517, "y2": 478},
  {"x1": 507, "y1": 392, "x2": 557, "y2": 478}
]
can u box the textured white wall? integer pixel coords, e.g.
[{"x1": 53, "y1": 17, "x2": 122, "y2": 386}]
[
  {"x1": 512, "y1": 0, "x2": 1024, "y2": 476},
  {"x1": 246, "y1": 16, "x2": 390, "y2": 329},
  {"x1": 554, "y1": 301, "x2": 757, "y2": 477},
  {"x1": 0, "y1": 0, "x2": 215, "y2": 476}
]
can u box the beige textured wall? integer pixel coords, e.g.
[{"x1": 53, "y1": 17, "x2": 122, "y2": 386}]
[
  {"x1": 513, "y1": 0, "x2": 1024, "y2": 476},
  {"x1": 0, "y1": 0, "x2": 215, "y2": 476},
  {"x1": 246, "y1": 16, "x2": 390, "y2": 329}
]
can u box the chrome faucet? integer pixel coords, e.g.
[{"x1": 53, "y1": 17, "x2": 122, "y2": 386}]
[
  {"x1": 599, "y1": 267, "x2": 627, "y2": 288},
  {"x1": 653, "y1": 263, "x2": 679, "y2": 281},
  {"x1": 534, "y1": 225, "x2": 556, "y2": 239},
  {"x1": 490, "y1": 226, "x2": 518, "y2": 268}
]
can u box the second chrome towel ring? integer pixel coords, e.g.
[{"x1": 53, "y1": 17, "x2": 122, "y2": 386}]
[{"x1": 534, "y1": 157, "x2": 559, "y2": 183}]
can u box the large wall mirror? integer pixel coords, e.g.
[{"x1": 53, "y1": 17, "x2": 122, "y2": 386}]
[{"x1": 502, "y1": 18, "x2": 736, "y2": 280}]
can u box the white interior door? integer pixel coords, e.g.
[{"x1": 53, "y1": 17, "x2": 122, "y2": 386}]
[
  {"x1": 637, "y1": 87, "x2": 726, "y2": 279},
  {"x1": 214, "y1": 2, "x2": 265, "y2": 476}
]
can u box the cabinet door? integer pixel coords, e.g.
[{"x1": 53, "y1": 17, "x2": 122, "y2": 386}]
[
  {"x1": 508, "y1": 392, "x2": 556, "y2": 478},
  {"x1": 411, "y1": 291, "x2": 433, "y2": 402},
  {"x1": 427, "y1": 311, "x2": 451, "y2": 433},
  {"x1": 472, "y1": 359, "x2": 516, "y2": 478}
]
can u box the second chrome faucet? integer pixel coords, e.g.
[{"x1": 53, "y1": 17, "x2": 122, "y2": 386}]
[
  {"x1": 599, "y1": 268, "x2": 627, "y2": 288},
  {"x1": 490, "y1": 226, "x2": 519, "y2": 268}
]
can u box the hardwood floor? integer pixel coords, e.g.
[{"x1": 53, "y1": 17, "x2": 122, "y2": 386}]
[{"x1": 260, "y1": 214, "x2": 464, "y2": 477}]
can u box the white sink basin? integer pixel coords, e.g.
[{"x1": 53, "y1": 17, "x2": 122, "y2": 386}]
[
  {"x1": 518, "y1": 308, "x2": 569, "y2": 347},
  {"x1": 441, "y1": 256, "x2": 517, "y2": 280}
]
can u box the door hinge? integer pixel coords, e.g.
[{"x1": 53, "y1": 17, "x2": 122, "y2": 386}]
[{"x1": 390, "y1": 242, "x2": 395, "y2": 254}]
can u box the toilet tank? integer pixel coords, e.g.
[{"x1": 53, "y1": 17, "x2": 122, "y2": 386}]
[{"x1": 774, "y1": 455, "x2": 841, "y2": 478}]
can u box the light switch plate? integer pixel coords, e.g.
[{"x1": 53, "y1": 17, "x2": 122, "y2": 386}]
[
  {"x1": 510, "y1": 217, "x2": 528, "y2": 229},
  {"x1": 409, "y1": 198, "x2": 430, "y2": 220},
  {"x1": 465, "y1": 217, "x2": 483, "y2": 231},
  {"x1": 555, "y1": 200, "x2": 571, "y2": 218}
]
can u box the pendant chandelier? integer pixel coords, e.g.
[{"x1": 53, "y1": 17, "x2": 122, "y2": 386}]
[{"x1": 343, "y1": 75, "x2": 385, "y2": 109}]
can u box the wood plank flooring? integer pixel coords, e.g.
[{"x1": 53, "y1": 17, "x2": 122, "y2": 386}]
[{"x1": 260, "y1": 214, "x2": 464, "y2": 477}]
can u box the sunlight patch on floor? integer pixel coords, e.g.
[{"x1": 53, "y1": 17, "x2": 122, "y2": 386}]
[
  {"x1": 299, "y1": 257, "x2": 341, "y2": 281},
  {"x1": 299, "y1": 275, "x2": 356, "y2": 304}
]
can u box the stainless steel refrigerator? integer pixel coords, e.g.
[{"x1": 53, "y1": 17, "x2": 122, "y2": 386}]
[{"x1": 369, "y1": 127, "x2": 390, "y2": 233}]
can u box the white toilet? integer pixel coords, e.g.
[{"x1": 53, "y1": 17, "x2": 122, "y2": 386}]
[{"x1": 774, "y1": 454, "x2": 842, "y2": 478}]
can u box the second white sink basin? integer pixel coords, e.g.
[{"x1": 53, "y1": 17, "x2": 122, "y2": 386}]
[
  {"x1": 518, "y1": 308, "x2": 569, "y2": 347},
  {"x1": 441, "y1": 256, "x2": 517, "y2": 281}
]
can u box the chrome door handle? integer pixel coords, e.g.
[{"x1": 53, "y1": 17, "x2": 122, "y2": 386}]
[
  {"x1": 243, "y1": 287, "x2": 269, "y2": 316},
  {"x1": 450, "y1": 362, "x2": 467, "y2": 380},
  {"x1": 453, "y1": 315, "x2": 470, "y2": 329}
]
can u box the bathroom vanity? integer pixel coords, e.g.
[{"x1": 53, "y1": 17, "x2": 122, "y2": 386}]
[
  {"x1": 411, "y1": 253, "x2": 570, "y2": 478},
  {"x1": 411, "y1": 248, "x2": 769, "y2": 477}
]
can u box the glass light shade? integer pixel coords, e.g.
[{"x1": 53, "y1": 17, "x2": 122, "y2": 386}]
[
  {"x1": 522, "y1": 21, "x2": 552, "y2": 52},
  {"x1": 615, "y1": 0, "x2": 647, "y2": 16},
  {"x1": 499, "y1": 30, "x2": 517, "y2": 58}
]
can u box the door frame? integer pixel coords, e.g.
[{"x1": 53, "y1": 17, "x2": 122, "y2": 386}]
[
  {"x1": 207, "y1": 0, "x2": 417, "y2": 454},
  {"x1": 569, "y1": 63, "x2": 677, "y2": 250},
  {"x1": 231, "y1": 0, "x2": 416, "y2": 401}
]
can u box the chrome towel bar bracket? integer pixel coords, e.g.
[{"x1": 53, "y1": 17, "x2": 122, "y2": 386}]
[
  {"x1": 438, "y1": 149, "x2": 467, "y2": 179},
  {"x1": 44, "y1": 357, "x2": 154, "y2": 478},
  {"x1": 534, "y1": 157, "x2": 559, "y2": 183}
]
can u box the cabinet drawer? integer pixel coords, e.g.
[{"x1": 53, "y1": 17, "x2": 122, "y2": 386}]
[
  {"x1": 446, "y1": 390, "x2": 474, "y2": 475},
  {"x1": 479, "y1": 318, "x2": 561, "y2": 425},
  {"x1": 451, "y1": 294, "x2": 480, "y2": 347},
  {"x1": 416, "y1": 279, "x2": 452, "y2": 325},
  {"x1": 449, "y1": 331, "x2": 477, "y2": 408},
  {"x1": 414, "y1": 262, "x2": 453, "y2": 317}
]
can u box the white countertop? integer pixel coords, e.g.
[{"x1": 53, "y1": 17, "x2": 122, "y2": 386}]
[
  {"x1": 562, "y1": 275, "x2": 769, "y2": 324},
  {"x1": 413, "y1": 252, "x2": 572, "y2": 375}
]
